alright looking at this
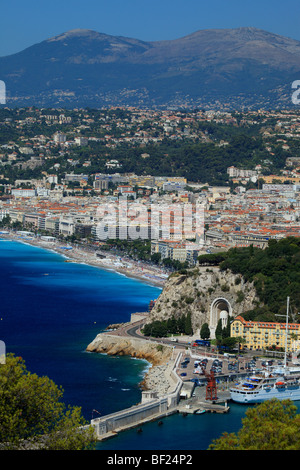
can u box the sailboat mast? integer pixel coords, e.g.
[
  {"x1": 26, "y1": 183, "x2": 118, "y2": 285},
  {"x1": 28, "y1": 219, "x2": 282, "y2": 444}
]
[{"x1": 284, "y1": 297, "x2": 290, "y2": 369}]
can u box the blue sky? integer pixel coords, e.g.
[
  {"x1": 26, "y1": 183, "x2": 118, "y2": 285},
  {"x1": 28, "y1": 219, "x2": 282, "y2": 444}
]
[{"x1": 1, "y1": 0, "x2": 300, "y2": 56}]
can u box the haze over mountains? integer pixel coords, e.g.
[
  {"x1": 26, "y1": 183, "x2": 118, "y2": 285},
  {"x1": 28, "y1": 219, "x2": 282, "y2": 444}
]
[{"x1": 1, "y1": 27, "x2": 300, "y2": 109}]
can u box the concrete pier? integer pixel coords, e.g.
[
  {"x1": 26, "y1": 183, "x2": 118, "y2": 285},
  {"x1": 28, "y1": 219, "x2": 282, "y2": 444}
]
[
  {"x1": 89, "y1": 331, "x2": 233, "y2": 441},
  {"x1": 91, "y1": 350, "x2": 184, "y2": 441},
  {"x1": 90, "y1": 343, "x2": 235, "y2": 441},
  {"x1": 92, "y1": 398, "x2": 178, "y2": 441}
]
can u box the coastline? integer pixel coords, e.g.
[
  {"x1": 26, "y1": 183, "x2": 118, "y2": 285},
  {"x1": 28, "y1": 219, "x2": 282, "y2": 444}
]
[
  {"x1": 0, "y1": 231, "x2": 167, "y2": 288},
  {"x1": 86, "y1": 331, "x2": 176, "y2": 397},
  {"x1": 0, "y1": 231, "x2": 172, "y2": 402}
]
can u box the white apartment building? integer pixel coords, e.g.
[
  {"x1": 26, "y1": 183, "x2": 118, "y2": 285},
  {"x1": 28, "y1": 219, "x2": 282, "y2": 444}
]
[
  {"x1": 59, "y1": 217, "x2": 75, "y2": 236},
  {"x1": 53, "y1": 132, "x2": 67, "y2": 144}
]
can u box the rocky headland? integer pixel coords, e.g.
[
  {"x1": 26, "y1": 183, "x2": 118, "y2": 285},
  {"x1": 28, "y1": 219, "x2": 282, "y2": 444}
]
[
  {"x1": 86, "y1": 333, "x2": 175, "y2": 395},
  {"x1": 86, "y1": 333, "x2": 172, "y2": 365},
  {"x1": 146, "y1": 266, "x2": 259, "y2": 332}
]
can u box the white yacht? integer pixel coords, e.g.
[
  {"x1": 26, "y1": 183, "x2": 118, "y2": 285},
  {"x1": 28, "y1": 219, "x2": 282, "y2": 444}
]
[{"x1": 230, "y1": 368, "x2": 300, "y2": 404}]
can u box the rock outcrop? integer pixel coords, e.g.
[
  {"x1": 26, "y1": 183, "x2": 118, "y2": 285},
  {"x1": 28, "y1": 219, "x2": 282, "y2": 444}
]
[
  {"x1": 86, "y1": 333, "x2": 173, "y2": 366},
  {"x1": 147, "y1": 266, "x2": 259, "y2": 335}
]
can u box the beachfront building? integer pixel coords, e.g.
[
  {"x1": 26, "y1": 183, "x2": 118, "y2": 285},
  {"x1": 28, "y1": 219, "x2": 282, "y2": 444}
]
[
  {"x1": 24, "y1": 213, "x2": 40, "y2": 229},
  {"x1": 151, "y1": 239, "x2": 201, "y2": 265},
  {"x1": 59, "y1": 216, "x2": 75, "y2": 237},
  {"x1": 7, "y1": 209, "x2": 25, "y2": 225},
  {"x1": 74, "y1": 223, "x2": 93, "y2": 239},
  {"x1": 231, "y1": 315, "x2": 300, "y2": 353},
  {"x1": 45, "y1": 217, "x2": 60, "y2": 237},
  {"x1": 151, "y1": 240, "x2": 186, "y2": 262}
]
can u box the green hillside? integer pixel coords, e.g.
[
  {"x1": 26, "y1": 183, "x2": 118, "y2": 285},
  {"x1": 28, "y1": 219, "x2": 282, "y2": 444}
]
[{"x1": 200, "y1": 237, "x2": 300, "y2": 321}]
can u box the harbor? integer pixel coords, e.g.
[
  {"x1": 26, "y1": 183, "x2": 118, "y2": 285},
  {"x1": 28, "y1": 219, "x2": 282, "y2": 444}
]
[
  {"x1": 88, "y1": 325, "x2": 232, "y2": 442},
  {"x1": 88, "y1": 302, "x2": 300, "y2": 442}
]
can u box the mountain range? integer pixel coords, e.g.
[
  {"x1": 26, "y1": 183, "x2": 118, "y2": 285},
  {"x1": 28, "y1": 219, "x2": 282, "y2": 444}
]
[{"x1": 1, "y1": 27, "x2": 300, "y2": 109}]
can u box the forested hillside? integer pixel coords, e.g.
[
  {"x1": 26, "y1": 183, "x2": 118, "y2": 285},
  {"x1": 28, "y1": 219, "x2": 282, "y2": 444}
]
[
  {"x1": 0, "y1": 108, "x2": 295, "y2": 186},
  {"x1": 210, "y1": 237, "x2": 300, "y2": 321}
]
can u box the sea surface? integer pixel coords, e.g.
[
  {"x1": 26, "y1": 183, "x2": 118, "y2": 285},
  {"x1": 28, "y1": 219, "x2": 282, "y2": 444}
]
[{"x1": 0, "y1": 237, "x2": 289, "y2": 450}]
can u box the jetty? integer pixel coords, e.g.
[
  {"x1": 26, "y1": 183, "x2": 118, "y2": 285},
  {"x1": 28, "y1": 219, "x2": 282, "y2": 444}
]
[
  {"x1": 89, "y1": 345, "x2": 230, "y2": 441},
  {"x1": 88, "y1": 318, "x2": 232, "y2": 441},
  {"x1": 90, "y1": 348, "x2": 183, "y2": 441}
]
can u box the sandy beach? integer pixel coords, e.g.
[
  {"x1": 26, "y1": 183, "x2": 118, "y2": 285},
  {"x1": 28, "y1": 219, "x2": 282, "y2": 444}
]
[{"x1": 0, "y1": 231, "x2": 168, "y2": 288}]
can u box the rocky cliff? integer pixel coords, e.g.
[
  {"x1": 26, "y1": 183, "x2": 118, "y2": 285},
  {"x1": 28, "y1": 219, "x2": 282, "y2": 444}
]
[
  {"x1": 147, "y1": 266, "x2": 259, "y2": 335},
  {"x1": 86, "y1": 333, "x2": 173, "y2": 366}
]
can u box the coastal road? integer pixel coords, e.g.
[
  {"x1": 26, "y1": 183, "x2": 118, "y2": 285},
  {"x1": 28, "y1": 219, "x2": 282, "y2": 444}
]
[
  {"x1": 111, "y1": 319, "x2": 239, "y2": 362},
  {"x1": 108, "y1": 322, "x2": 281, "y2": 390},
  {"x1": 125, "y1": 323, "x2": 145, "y2": 339},
  {"x1": 123, "y1": 321, "x2": 195, "y2": 350}
]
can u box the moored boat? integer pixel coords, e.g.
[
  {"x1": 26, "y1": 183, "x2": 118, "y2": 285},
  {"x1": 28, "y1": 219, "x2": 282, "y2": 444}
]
[{"x1": 230, "y1": 370, "x2": 300, "y2": 403}]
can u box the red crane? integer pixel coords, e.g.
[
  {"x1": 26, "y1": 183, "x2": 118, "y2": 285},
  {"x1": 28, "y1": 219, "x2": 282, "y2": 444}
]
[{"x1": 203, "y1": 369, "x2": 218, "y2": 401}]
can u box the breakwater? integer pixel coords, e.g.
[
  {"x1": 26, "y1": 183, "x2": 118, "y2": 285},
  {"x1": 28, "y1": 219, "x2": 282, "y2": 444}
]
[{"x1": 87, "y1": 333, "x2": 184, "y2": 440}]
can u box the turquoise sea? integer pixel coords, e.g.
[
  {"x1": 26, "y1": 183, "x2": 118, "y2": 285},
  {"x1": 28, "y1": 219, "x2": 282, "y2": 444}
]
[{"x1": 0, "y1": 238, "x2": 252, "y2": 450}]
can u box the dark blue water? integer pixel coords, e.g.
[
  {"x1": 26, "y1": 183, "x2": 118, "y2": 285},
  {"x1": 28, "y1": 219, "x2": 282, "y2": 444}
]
[
  {"x1": 0, "y1": 237, "x2": 281, "y2": 450},
  {"x1": 97, "y1": 403, "x2": 249, "y2": 450},
  {"x1": 0, "y1": 239, "x2": 158, "y2": 420}
]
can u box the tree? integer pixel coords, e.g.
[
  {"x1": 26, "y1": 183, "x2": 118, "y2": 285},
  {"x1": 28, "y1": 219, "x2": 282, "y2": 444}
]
[
  {"x1": 209, "y1": 399, "x2": 300, "y2": 450},
  {"x1": 200, "y1": 323, "x2": 210, "y2": 340},
  {"x1": 198, "y1": 253, "x2": 227, "y2": 266},
  {"x1": 0, "y1": 354, "x2": 96, "y2": 450},
  {"x1": 222, "y1": 336, "x2": 240, "y2": 350},
  {"x1": 230, "y1": 335, "x2": 246, "y2": 352},
  {"x1": 151, "y1": 252, "x2": 161, "y2": 264},
  {"x1": 0, "y1": 215, "x2": 11, "y2": 228},
  {"x1": 184, "y1": 312, "x2": 193, "y2": 336},
  {"x1": 167, "y1": 316, "x2": 178, "y2": 335},
  {"x1": 215, "y1": 319, "x2": 223, "y2": 341},
  {"x1": 143, "y1": 320, "x2": 168, "y2": 338}
]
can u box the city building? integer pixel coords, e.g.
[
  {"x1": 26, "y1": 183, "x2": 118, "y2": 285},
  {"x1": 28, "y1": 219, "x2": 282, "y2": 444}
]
[
  {"x1": 227, "y1": 166, "x2": 258, "y2": 179},
  {"x1": 65, "y1": 173, "x2": 89, "y2": 183},
  {"x1": 231, "y1": 315, "x2": 300, "y2": 352},
  {"x1": 59, "y1": 216, "x2": 75, "y2": 236},
  {"x1": 53, "y1": 132, "x2": 67, "y2": 144},
  {"x1": 74, "y1": 136, "x2": 88, "y2": 146},
  {"x1": 151, "y1": 239, "x2": 202, "y2": 264},
  {"x1": 93, "y1": 179, "x2": 109, "y2": 191},
  {"x1": 11, "y1": 189, "x2": 36, "y2": 198}
]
